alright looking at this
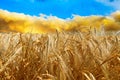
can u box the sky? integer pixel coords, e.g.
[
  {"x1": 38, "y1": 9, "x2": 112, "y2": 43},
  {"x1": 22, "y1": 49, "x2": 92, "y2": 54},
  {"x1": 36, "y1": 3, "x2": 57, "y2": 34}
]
[{"x1": 0, "y1": 0, "x2": 119, "y2": 18}]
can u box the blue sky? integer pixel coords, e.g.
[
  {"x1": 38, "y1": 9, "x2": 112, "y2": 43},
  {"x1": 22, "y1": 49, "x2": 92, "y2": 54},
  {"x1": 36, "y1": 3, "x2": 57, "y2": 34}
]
[{"x1": 0, "y1": 0, "x2": 119, "y2": 18}]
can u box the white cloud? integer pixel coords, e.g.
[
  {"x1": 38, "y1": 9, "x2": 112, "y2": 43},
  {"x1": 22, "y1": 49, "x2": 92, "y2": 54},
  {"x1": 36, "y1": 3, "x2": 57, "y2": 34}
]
[{"x1": 96, "y1": 0, "x2": 120, "y2": 10}]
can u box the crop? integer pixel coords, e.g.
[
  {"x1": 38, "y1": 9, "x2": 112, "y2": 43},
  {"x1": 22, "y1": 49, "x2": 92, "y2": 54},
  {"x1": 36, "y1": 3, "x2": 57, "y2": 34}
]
[{"x1": 0, "y1": 30, "x2": 120, "y2": 80}]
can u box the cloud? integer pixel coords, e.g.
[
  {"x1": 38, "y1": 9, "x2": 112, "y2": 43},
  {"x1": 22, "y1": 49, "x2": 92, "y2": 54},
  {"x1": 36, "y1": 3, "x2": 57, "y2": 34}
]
[
  {"x1": 96, "y1": 0, "x2": 120, "y2": 10},
  {"x1": 0, "y1": 9, "x2": 120, "y2": 33},
  {"x1": 0, "y1": 9, "x2": 67, "y2": 33},
  {"x1": 111, "y1": 11, "x2": 120, "y2": 21}
]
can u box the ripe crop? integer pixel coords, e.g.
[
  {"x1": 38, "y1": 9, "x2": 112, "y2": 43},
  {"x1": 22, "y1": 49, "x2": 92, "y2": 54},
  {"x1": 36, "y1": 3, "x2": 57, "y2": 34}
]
[{"x1": 0, "y1": 31, "x2": 119, "y2": 80}]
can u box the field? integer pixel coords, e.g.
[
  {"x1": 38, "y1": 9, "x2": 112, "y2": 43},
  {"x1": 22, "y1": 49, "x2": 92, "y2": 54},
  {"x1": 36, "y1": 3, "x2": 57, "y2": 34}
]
[{"x1": 0, "y1": 30, "x2": 119, "y2": 80}]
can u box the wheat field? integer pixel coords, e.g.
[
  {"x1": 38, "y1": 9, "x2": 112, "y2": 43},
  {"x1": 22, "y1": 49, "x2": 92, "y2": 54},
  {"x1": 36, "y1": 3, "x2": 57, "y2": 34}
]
[{"x1": 0, "y1": 31, "x2": 120, "y2": 80}]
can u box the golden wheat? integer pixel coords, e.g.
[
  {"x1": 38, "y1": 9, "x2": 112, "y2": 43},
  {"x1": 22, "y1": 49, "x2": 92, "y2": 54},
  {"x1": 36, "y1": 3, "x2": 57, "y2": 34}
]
[{"x1": 0, "y1": 31, "x2": 120, "y2": 80}]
